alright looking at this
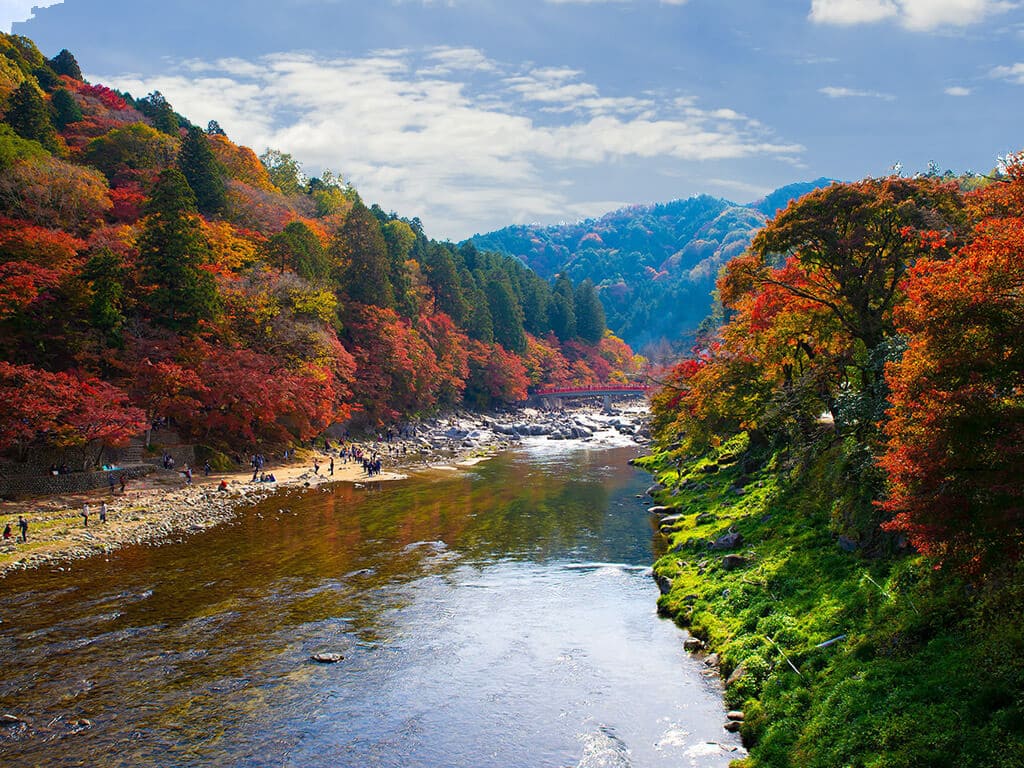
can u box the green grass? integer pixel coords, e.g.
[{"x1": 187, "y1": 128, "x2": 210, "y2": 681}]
[{"x1": 638, "y1": 436, "x2": 1024, "y2": 768}]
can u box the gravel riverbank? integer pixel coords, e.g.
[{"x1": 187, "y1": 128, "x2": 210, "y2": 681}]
[{"x1": 0, "y1": 403, "x2": 649, "y2": 578}]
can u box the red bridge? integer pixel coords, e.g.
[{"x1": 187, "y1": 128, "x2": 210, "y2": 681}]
[{"x1": 534, "y1": 384, "x2": 651, "y2": 409}]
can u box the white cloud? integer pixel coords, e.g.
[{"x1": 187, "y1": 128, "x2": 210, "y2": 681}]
[
  {"x1": 100, "y1": 48, "x2": 801, "y2": 239},
  {"x1": 810, "y1": 0, "x2": 897, "y2": 25},
  {"x1": 945, "y1": 85, "x2": 972, "y2": 95},
  {"x1": 809, "y1": 0, "x2": 1017, "y2": 30},
  {"x1": 820, "y1": 85, "x2": 896, "y2": 100},
  {"x1": 0, "y1": 0, "x2": 63, "y2": 32},
  {"x1": 991, "y1": 62, "x2": 1024, "y2": 83}
]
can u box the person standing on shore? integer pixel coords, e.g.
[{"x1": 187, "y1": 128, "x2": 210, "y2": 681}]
[
  {"x1": 82, "y1": 504, "x2": 90, "y2": 527},
  {"x1": 329, "y1": 457, "x2": 334, "y2": 476},
  {"x1": 18, "y1": 515, "x2": 27, "y2": 542},
  {"x1": 99, "y1": 502, "x2": 107, "y2": 523}
]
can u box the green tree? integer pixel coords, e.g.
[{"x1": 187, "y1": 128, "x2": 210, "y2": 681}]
[
  {"x1": 574, "y1": 278, "x2": 606, "y2": 343},
  {"x1": 520, "y1": 274, "x2": 551, "y2": 337},
  {"x1": 137, "y1": 169, "x2": 219, "y2": 331},
  {"x1": 334, "y1": 200, "x2": 394, "y2": 308},
  {"x1": 423, "y1": 244, "x2": 468, "y2": 324},
  {"x1": 465, "y1": 285, "x2": 494, "y2": 343},
  {"x1": 486, "y1": 274, "x2": 526, "y2": 354},
  {"x1": 47, "y1": 49, "x2": 82, "y2": 80},
  {"x1": 136, "y1": 91, "x2": 179, "y2": 135},
  {"x1": 259, "y1": 148, "x2": 304, "y2": 195},
  {"x1": 550, "y1": 273, "x2": 576, "y2": 342},
  {"x1": 267, "y1": 220, "x2": 330, "y2": 282},
  {"x1": 5, "y1": 81, "x2": 58, "y2": 152},
  {"x1": 383, "y1": 219, "x2": 416, "y2": 316},
  {"x1": 49, "y1": 88, "x2": 81, "y2": 130},
  {"x1": 178, "y1": 125, "x2": 226, "y2": 215},
  {"x1": 81, "y1": 248, "x2": 127, "y2": 345}
]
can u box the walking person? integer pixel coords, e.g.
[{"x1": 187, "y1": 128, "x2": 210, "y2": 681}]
[
  {"x1": 329, "y1": 457, "x2": 334, "y2": 476},
  {"x1": 18, "y1": 515, "x2": 27, "y2": 542},
  {"x1": 82, "y1": 503, "x2": 90, "y2": 527},
  {"x1": 99, "y1": 502, "x2": 107, "y2": 523}
]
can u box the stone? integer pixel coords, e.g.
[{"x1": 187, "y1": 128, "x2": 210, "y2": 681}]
[
  {"x1": 647, "y1": 505, "x2": 674, "y2": 515},
  {"x1": 721, "y1": 554, "x2": 748, "y2": 571},
  {"x1": 695, "y1": 512, "x2": 717, "y2": 525},
  {"x1": 726, "y1": 663, "x2": 746, "y2": 686},
  {"x1": 71, "y1": 717, "x2": 92, "y2": 728},
  {"x1": 1, "y1": 713, "x2": 25, "y2": 725},
  {"x1": 723, "y1": 720, "x2": 742, "y2": 733},
  {"x1": 700, "y1": 463, "x2": 719, "y2": 474},
  {"x1": 837, "y1": 535, "x2": 858, "y2": 553},
  {"x1": 646, "y1": 483, "x2": 666, "y2": 497},
  {"x1": 311, "y1": 652, "x2": 344, "y2": 664},
  {"x1": 658, "y1": 514, "x2": 684, "y2": 529},
  {"x1": 727, "y1": 711, "x2": 745, "y2": 721},
  {"x1": 654, "y1": 573, "x2": 673, "y2": 595},
  {"x1": 704, "y1": 653, "x2": 720, "y2": 667},
  {"x1": 711, "y1": 532, "x2": 743, "y2": 551},
  {"x1": 683, "y1": 637, "x2": 705, "y2": 652}
]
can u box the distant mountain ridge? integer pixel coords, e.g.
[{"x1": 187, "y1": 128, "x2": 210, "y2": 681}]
[{"x1": 469, "y1": 178, "x2": 836, "y2": 349}]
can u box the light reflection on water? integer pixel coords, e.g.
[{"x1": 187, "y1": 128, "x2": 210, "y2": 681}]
[{"x1": 0, "y1": 445, "x2": 742, "y2": 767}]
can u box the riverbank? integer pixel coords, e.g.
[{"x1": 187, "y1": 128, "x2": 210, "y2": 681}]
[
  {"x1": 636, "y1": 436, "x2": 1024, "y2": 768},
  {"x1": 0, "y1": 403, "x2": 649, "y2": 578}
]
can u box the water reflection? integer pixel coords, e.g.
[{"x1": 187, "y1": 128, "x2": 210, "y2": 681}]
[{"x1": 0, "y1": 446, "x2": 741, "y2": 767}]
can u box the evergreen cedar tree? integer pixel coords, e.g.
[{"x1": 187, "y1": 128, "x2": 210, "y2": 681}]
[
  {"x1": 652, "y1": 170, "x2": 1024, "y2": 576},
  {"x1": 0, "y1": 31, "x2": 633, "y2": 464}
]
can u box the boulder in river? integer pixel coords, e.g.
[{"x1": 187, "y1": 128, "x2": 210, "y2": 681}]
[
  {"x1": 723, "y1": 720, "x2": 742, "y2": 733},
  {"x1": 311, "y1": 652, "x2": 344, "y2": 664},
  {"x1": 683, "y1": 637, "x2": 705, "y2": 652},
  {"x1": 1, "y1": 713, "x2": 26, "y2": 725},
  {"x1": 647, "y1": 505, "x2": 674, "y2": 515},
  {"x1": 654, "y1": 573, "x2": 673, "y2": 595},
  {"x1": 646, "y1": 483, "x2": 666, "y2": 497}
]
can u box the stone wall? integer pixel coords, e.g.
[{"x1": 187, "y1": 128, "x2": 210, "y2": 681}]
[{"x1": 0, "y1": 464, "x2": 154, "y2": 500}]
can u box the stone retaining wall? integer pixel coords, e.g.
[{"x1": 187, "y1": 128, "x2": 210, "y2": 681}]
[{"x1": 0, "y1": 464, "x2": 154, "y2": 500}]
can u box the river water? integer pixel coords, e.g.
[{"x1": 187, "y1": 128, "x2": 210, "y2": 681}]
[{"x1": 0, "y1": 441, "x2": 742, "y2": 767}]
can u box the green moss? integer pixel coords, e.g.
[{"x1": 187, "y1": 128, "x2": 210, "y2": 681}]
[{"x1": 644, "y1": 437, "x2": 1024, "y2": 768}]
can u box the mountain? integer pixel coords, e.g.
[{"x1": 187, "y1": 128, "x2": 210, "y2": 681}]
[{"x1": 469, "y1": 179, "x2": 836, "y2": 350}]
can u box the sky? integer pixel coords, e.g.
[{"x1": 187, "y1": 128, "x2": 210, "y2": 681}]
[{"x1": 5, "y1": 0, "x2": 1024, "y2": 240}]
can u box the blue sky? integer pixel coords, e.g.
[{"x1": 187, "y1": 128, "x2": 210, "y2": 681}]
[{"x1": 6, "y1": 0, "x2": 1024, "y2": 239}]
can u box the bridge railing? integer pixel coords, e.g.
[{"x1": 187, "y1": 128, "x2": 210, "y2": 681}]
[{"x1": 534, "y1": 385, "x2": 651, "y2": 396}]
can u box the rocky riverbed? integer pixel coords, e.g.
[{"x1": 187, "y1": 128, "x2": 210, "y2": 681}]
[{"x1": 0, "y1": 403, "x2": 649, "y2": 578}]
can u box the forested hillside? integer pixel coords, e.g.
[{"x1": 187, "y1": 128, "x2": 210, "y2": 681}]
[
  {"x1": 469, "y1": 180, "x2": 833, "y2": 350},
  {"x1": 0, "y1": 33, "x2": 642, "y2": 464},
  {"x1": 641, "y1": 165, "x2": 1024, "y2": 767}
]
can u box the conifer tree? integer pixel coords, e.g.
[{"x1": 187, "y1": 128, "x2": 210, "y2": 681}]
[
  {"x1": 486, "y1": 275, "x2": 526, "y2": 354},
  {"x1": 137, "y1": 91, "x2": 179, "y2": 135},
  {"x1": 550, "y1": 273, "x2": 576, "y2": 342},
  {"x1": 137, "y1": 169, "x2": 219, "y2": 331},
  {"x1": 335, "y1": 200, "x2": 394, "y2": 308},
  {"x1": 267, "y1": 220, "x2": 330, "y2": 282},
  {"x1": 50, "y1": 88, "x2": 82, "y2": 130},
  {"x1": 178, "y1": 125, "x2": 226, "y2": 215},
  {"x1": 5, "y1": 81, "x2": 59, "y2": 151},
  {"x1": 48, "y1": 49, "x2": 82, "y2": 80},
  {"x1": 574, "y1": 278, "x2": 607, "y2": 343},
  {"x1": 465, "y1": 286, "x2": 494, "y2": 343}
]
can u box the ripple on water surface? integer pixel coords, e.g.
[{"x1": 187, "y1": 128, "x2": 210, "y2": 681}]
[{"x1": 0, "y1": 446, "x2": 742, "y2": 767}]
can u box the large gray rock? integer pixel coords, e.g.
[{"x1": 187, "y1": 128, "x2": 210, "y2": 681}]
[
  {"x1": 721, "y1": 554, "x2": 748, "y2": 571},
  {"x1": 654, "y1": 573, "x2": 674, "y2": 595},
  {"x1": 646, "y1": 483, "x2": 666, "y2": 497},
  {"x1": 647, "y1": 505, "x2": 674, "y2": 515},
  {"x1": 711, "y1": 532, "x2": 744, "y2": 551}
]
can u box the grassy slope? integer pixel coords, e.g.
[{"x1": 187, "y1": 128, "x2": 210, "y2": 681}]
[{"x1": 636, "y1": 436, "x2": 1024, "y2": 768}]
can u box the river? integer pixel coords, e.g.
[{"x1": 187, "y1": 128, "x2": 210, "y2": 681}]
[{"x1": 0, "y1": 441, "x2": 743, "y2": 767}]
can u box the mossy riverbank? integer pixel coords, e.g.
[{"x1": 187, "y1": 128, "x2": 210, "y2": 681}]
[{"x1": 637, "y1": 436, "x2": 1024, "y2": 768}]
